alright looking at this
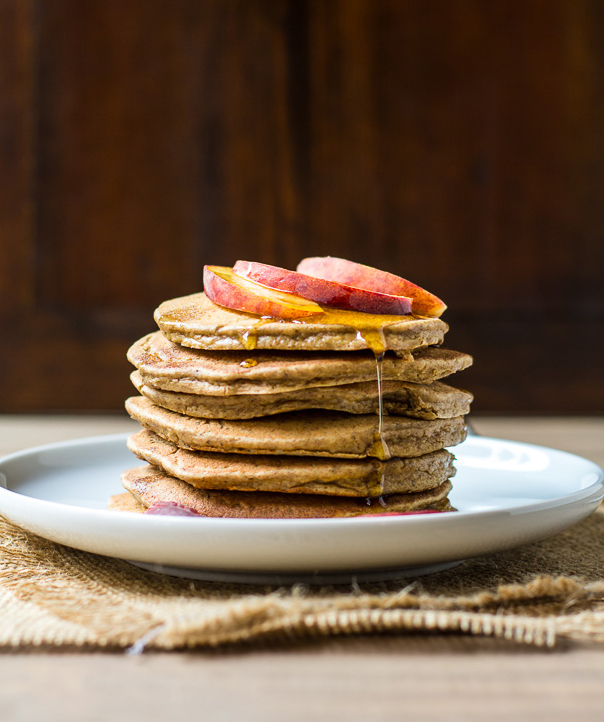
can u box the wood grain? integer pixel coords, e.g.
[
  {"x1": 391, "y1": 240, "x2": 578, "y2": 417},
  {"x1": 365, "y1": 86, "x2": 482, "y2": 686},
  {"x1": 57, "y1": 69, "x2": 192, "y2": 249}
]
[
  {"x1": 0, "y1": 0, "x2": 35, "y2": 314},
  {"x1": 0, "y1": 0, "x2": 603, "y2": 411},
  {"x1": 1, "y1": 642, "x2": 604, "y2": 722}
]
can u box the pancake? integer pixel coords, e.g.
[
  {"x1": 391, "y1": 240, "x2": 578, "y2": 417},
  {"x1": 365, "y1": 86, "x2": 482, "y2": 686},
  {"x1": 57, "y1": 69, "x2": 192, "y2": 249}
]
[
  {"x1": 126, "y1": 396, "x2": 467, "y2": 459},
  {"x1": 128, "y1": 332, "x2": 473, "y2": 396},
  {"x1": 154, "y1": 292, "x2": 448, "y2": 354},
  {"x1": 121, "y1": 465, "x2": 453, "y2": 518},
  {"x1": 108, "y1": 492, "x2": 147, "y2": 513},
  {"x1": 127, "y1": 430, "x2": 456, "y2": 496},
  {"x1": 131, "y1": 370, "x2": 472, "y2": 420}
]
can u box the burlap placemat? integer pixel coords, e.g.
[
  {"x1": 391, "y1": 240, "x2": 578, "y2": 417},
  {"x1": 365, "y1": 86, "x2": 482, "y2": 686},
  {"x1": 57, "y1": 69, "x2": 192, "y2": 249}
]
[{"x1": 1, "y1": 506, "x2": 604, "y2": 651}]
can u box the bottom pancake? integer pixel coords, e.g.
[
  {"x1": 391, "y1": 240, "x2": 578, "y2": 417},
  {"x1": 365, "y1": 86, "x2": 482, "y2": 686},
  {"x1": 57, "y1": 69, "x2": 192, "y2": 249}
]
[
  {"x1": 108, "y1": 492, "x2": 147, "y2": 513},
  {"x1": 121, "y1": 465, "x2": 452, "y2": 519}
]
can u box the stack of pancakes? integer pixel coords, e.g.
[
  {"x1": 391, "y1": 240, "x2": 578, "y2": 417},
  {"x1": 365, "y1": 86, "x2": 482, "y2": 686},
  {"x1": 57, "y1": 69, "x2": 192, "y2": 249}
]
[{"x1": 111, "y1": 292, "x2": 473, "y2": 518}]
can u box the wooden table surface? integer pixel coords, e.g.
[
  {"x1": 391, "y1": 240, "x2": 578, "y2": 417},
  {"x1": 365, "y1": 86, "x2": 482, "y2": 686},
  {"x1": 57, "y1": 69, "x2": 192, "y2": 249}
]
[{"x1": 0, "y1": 415, "x2": 603, "y2": 721}]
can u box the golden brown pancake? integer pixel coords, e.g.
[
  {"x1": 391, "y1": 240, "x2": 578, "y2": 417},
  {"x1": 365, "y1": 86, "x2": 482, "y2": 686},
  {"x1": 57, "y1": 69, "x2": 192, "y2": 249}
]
[
  {"x1": 154, "y1": 292, "x2": 448, "y2": 354},
  {"x1": 126, "y1": 396, "x2": 467, "y2": 459},
  {"x1": 127, "y1": 430, "x2": 456, "y2": 496},
  {"x1": 128, "y1": 332, "x2": 473, "y2": 396},
  {"x1": 121, "y1": 465, "x2": 453, "y2": 518},
  {"x1": 131, "y1": 370, "x2": 472, "y2": 420},
  {"x1": 108, "y1": 492, "x2": 147, "y2": 513}
]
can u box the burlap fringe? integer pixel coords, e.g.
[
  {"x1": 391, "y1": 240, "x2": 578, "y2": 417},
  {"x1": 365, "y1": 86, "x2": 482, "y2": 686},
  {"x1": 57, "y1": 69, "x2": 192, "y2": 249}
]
[{"x1": 1, "y1": 514, "x2": 604, "y2": 651}]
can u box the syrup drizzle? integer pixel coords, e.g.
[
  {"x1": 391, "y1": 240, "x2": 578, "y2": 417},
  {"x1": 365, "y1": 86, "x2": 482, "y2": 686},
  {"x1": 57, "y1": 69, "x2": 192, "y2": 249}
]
[
  {"x1": 240, "y1": 330, "x2": 256, "y2": 350},
  {"x1": 352, "y1": 325, "x2": 391, "y2": 503},
  {"x1": 237, "y1": 319, "x2": 275, "y2": 350},
  {"x1": 375, "y1": 352, "x2": 390, "y2": 457},
  {"x1": 233, "y1": 307, "x2": 408, "y2": 354},
  {"x1": 232, "y1": 309, "x2": 399, "y2": 509},
  {"x1": 363, "y1": 351, "x2": 394, "y2": 507},
  {"x1": 373, "y1": 351, "x2": 391, "y2": 503}
]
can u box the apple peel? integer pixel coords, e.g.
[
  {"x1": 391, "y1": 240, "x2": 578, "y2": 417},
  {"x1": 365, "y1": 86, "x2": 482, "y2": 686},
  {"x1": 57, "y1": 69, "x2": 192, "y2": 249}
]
[
  {"x1": 203, "y1": 265, "x2": 324, "y2": 319},
  {"x1": 145, "y1": 501, "x2": 202, "y2": 516},
  {"x1": 233, "y1": 260, "x2": 413, "y2": 315},
  {"x1": 297, "y1": 256, "x2": 447, "y2": 318}
]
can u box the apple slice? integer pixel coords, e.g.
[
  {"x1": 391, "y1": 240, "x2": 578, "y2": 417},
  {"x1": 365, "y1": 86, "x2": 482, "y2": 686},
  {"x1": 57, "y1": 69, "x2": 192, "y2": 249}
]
[
  {"x1": 233, "y1": 260, "x2": 413, "y2": 315},
  {"x1": 203, "y1": 265, "x2": 323, "y2": 318},
  {"x1": 297, "y1": 256, "x2": 447, "y2": 317}
]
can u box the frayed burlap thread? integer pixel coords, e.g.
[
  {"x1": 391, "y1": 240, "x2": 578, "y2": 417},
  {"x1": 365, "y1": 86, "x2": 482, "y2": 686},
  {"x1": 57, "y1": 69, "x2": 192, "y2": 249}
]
[{"x1": 1, "y1": 507, "x2": 604, "y2": 650}]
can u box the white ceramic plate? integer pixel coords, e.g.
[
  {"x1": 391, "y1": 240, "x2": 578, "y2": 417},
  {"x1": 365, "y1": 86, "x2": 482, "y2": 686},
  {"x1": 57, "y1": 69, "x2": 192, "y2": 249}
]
[{"x1": 0, "y1": 434, "x2": 602, "y2": 584}]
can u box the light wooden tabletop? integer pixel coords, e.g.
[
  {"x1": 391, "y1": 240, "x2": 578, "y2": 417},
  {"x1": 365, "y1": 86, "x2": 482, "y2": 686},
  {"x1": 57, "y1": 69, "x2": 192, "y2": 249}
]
[{"x1": 0, "y1": 415, "x2": 603, "y2": 721}]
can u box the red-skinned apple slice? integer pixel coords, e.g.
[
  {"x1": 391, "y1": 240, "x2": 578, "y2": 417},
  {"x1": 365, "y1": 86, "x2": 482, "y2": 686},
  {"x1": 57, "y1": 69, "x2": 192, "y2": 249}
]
[
  {"x1": 233, "y1": 260, "x2": 413, "y2": 315},
  {"x1": 203, "y1": 265, "x2": 323, "y2": 318},
  {"x1": 297, "y1": 256, "x2": 447, "y2": 317}
]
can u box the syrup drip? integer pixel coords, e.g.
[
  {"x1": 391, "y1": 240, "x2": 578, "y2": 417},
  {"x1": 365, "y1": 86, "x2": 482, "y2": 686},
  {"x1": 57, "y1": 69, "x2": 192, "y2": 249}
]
[
  {"x1": 374, "y1": 351, "x2": 391, "y2": 502},
  {"x1": 364, "y1": 495, "x2": 389, "y2": 509},
  {"x1": 240, "y1": 331, "x2": 256, "y2": 350},
  {"x1": 356, "y1": 326, "x2": 387, "y2": 356},
  {"x1": 237, "y1": 319, "x2": 275, "y2": 350},
  {"x1": 375, "y1": 352, "x2": 390, "y2": 457},
  {"x1": 288, "y1": 307, "x2": 407, "y2": 355},
  {"x1": 232, "y1": 307, "x2": 411, "y2": 353},
  {"x1": 364, "y1": 352, "x2": 392, "y2": 507},
  {"x1": 240, "y1": 358, "x2": 258, "y2": 368},
  {"x1": 230, "y1": 305, "x2": 405, "y2": 508}
]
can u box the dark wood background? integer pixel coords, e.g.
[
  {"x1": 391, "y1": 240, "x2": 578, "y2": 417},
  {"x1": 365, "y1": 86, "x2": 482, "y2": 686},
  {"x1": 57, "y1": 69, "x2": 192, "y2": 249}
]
[{"x1": 1, "y1": 0, "x2": 603, "y2": 414}]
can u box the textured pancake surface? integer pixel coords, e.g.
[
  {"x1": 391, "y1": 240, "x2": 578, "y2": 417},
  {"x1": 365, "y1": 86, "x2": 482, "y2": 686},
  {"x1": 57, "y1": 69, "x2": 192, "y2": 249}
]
[
  {"x1": 127, "y1": 430, "x2": 456, "y2": 496},
  {"x1": 128, "y1": 332, "x2": 472, "y2": 395},
  {"x1": 108, "y1": 492, "x2": 147, "y2": 513},
  {"x1": 154, "y1": 293, "x2": 448, "y2": 353},
  {"x1": 126, "y1": 396, "x2": 467, "y2": 459},
  {"x1": 121, "y1": 465, "x2": 453, "y2": 518},
  {"x1": 131, "y1": 370, "x2": 472, "y2": 420}
]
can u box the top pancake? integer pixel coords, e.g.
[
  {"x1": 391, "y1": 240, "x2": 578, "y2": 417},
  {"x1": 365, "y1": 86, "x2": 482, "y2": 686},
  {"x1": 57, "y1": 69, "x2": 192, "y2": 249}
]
[
  {"x1": 154, "y1": 292, "x2": 448, "y2": 354},
  {"x1": 128, "y1": 331, "x2": 472, "y2": 396}
]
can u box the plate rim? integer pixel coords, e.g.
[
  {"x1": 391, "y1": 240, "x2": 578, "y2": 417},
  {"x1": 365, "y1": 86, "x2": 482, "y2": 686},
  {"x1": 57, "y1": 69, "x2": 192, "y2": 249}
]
[
  {"x1": 1, "y1": 432, "x2": 603, "y2": 576},
  {"x1": 0, "y1": 432, "x2": 602, "y2": 529}
]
